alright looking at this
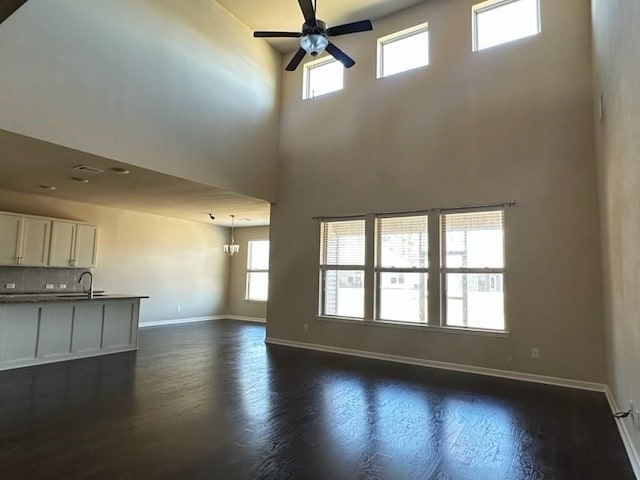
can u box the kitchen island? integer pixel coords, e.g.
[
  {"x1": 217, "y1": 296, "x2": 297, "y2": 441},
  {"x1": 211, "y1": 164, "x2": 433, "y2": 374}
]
[{"x1": 0, "y1": 294, "x2": 148, "y2": 371}]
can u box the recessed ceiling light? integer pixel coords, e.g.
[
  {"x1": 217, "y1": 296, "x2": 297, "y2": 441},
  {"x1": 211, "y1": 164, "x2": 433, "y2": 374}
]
[
  {"x1": 38, "y1": 185, "x2": 56, "y2": 191},
  {"x1": 110, "y1": 167, "x2": 130, "y2": 175},
  {"x1": 72, "y1": 165, "x2": 104, "y2": 174},
  {"x1": 71, "y1": 177, "x2": 90, "y2": 183}
]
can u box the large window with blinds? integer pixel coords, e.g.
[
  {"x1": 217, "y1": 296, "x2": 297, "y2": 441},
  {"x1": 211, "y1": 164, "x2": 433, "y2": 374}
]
[
  {"x1": 441, "y1": 210, "x2": 505, "y2": 330},
  {"x1": 376, "y1": 215, "x2": 429, "y2": 323},
  {"x1": 319, "y1": 207, "x2": 507, "y2": 332},
  {"x1": 320, "y1": 219, "x2": 366, "y2": 318}
]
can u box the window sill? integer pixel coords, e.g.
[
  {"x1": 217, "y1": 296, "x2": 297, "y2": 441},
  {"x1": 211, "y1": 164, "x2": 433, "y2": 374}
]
[
  {"x1": 244, "y1": 299, "x2": 267, "y2": 304},
  {"x1": 316, "y1": 315, "x2": 510, "y2": 338}
]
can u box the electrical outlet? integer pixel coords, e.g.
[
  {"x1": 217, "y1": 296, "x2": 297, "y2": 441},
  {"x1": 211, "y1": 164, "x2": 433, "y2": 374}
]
[
  {"x1": 303, "y1": 323, "x2": 309, "y2": 332},
  {"x1": 531, "y1": 347, "x2": 540, "y2": 359},
  {"x1": 45, "y1": 284, "x2": 55, "y2": 290},
  {"x1": 5, "y1": 283, "x2": 16, "y2": 289},
  {"x1": 177, "y1": 305, "x2": 181, "y2": 313},
  {"x1": 58, "y1": 284, "x2": 67, "y2": 289}
]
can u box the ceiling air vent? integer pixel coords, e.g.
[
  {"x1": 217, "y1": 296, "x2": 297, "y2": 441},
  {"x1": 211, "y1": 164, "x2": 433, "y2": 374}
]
[{"x1": 72, "y1": 165, "x2": 105, "y2": 174}]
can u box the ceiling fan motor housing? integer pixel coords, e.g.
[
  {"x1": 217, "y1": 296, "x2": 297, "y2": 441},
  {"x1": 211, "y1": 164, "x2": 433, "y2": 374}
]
[{"x1": 301, "y1": 20, "x2": 328, "y2": 56}]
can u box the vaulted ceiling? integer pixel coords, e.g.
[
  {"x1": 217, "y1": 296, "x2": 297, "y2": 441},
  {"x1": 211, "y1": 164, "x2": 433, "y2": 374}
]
[{"x1": 216, "y1": 0, "x2": 425, "y2": 52}]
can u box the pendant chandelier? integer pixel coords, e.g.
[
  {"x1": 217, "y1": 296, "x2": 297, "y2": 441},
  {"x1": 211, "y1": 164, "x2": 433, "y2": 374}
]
[{"x1": 223, "y1": 215, "x2": 239, "y2": 256}]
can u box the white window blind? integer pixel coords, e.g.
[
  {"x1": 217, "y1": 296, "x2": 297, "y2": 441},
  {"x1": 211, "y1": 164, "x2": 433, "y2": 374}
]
[
  {"x1": 442, "y1": 209, "x2": 505, "y2": 330},
  {"x1": 321, "y1": 220, "x2": 366, "y2": 267},
  {"x1": 320, "y1": 219, "x2": 366, "y2": 319},
  {"x1": 377, "y1": 215, "x2": 428, "y2": 268},
  {"x1": 376, "y1": 215, "x2": 429, "y2": 323},
  {"x1": 442, "y1": 210, "x2": 504, "y2": 269}
]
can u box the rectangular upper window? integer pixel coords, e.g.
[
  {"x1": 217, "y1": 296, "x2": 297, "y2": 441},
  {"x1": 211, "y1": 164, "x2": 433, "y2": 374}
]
[
  {"x1": 377, "y1": 23, "x2": 429, "y2": 78},
  {"x1": 319, "y1": 219, "x2": 366, "y2": 318},
  {"x1": 441, "y1": 210, "x2": 505, "y2": 331},
  {"x1": 303, "y1": 57, "x2": 344, "y2": 100},
  {"x1": 246, "y1": 240, "x2": 269, "y2": 302},
  {"x1": 472, "y1": 0, "x2": 540, "y2": 52}
]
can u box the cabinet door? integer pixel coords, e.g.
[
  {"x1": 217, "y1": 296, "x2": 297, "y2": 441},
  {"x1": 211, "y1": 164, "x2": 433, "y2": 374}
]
[
  {"x1": 21, "y1": 217, "x2": 51, "y2": 267},
  {"x1": 75, "y1": 224, "x2": 98, "y2": 268},
  {"x1": 38, "y1": 305, "x2": 73, "y2": 359},
  {"x1": 0, "y1": 305, "x2": 39, "y2": 366},
  {"x1": 103, "y1": 302, "x2": 134, "y2": 350},
  {"x1": 49, "y1": 221, "x2": 76, "y2": 267},
  {"x1": 0, "y1": 214, "x2": 22, "y2": 265},
  {"x1": 72, "y1": 303, "x2": 103, "y2": 354}
]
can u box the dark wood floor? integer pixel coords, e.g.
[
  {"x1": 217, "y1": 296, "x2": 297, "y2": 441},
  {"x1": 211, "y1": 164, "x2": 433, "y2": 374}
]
[{"x1": 0, "y1": 320, "x2": 633, "y2": 479}]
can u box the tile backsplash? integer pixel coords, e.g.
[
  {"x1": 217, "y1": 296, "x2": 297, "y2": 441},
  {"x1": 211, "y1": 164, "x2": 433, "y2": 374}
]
[{"x1": 0, "y1": 267, "x2": 91, "y2": 294}]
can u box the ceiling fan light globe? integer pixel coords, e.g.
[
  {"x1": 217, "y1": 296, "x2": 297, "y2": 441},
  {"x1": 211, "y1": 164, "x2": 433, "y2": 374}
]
[{"x1": 300, "y1": 34, "x2": 328, "y2": 56}]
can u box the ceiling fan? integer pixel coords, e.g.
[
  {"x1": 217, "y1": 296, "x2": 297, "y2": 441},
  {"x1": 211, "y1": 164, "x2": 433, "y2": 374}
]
[{"x1": 253, "y1": 0, "x2": 374, "y2": 72}]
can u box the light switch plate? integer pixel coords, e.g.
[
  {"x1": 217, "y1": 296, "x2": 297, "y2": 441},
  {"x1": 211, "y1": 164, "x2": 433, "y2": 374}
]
[{"x1": 45, "y1": 284, "x2": 55, "y2": 289}]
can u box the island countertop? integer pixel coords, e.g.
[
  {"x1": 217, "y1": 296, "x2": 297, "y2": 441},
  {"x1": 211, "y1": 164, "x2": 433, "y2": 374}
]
[{"x1": 0, "y1": 293, "x2": 149, "y2": 304}]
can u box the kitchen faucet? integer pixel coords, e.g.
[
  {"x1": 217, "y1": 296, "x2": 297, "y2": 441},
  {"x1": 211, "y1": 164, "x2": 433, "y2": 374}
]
[{"x1": 78, "y1": 271, "x2": 93, "y2": 298}]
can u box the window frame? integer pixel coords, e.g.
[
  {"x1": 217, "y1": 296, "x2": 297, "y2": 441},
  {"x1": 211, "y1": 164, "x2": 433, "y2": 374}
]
[
  {"x1": 472, "y1": 0, "x2": 541, "y2": 52},
  {"x1": 317, "y1": 207, "x2": 509, "y2": 335},
  {"x1": 374, "y1": 213, "x2": 430, "y2": 324},
  {"x1": 318, "y1": 217, "x2": 367, "y2": 319},
  {"x1": 377, "y1": 22, "x2": 430, "y2": 79},
  {"x1": 303, "y1": 56, "x2": 344, "y2": 100},
  {"x1": 245, "y1": 239, "x2": 270, "y2": 302},
  {"x1": 440, "y1": 207, "x2": 506, "y2": 331}
]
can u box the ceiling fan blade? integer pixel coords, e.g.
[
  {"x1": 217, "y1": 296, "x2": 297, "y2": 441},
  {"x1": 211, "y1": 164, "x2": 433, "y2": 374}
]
[
  {"x1": 297, "y1": 0, "x2": 317, "y2": 27},
  {"x1": 286, "y1": 48, "x2": 307, "y2": 71},
  {"x1": 254, "y1": 31, "x2": 302, "y2": 38},
  {"x1": 325, "y1": 42, "x2": 356, "y2": 69},
  {"x1": 326, "y1": 20, "x2": 373, "y2": 37}
]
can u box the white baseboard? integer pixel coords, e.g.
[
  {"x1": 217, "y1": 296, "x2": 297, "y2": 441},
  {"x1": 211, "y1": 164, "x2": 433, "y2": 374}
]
[
  {"x1": 139, "y1": 315, "x2": 266, "y2": 328},
  {"x1": 226, "y1": 315, "x2": 266, "y2": 324},
  {"x1": 265, "y1": 337, "x2": 606, "y2": 393},
  {"x1": 605, "y1": 387, "x2": 640, "y2": 478},
  {"x1": 139, "y1": 316, "x2": 226, "y2": 328}
]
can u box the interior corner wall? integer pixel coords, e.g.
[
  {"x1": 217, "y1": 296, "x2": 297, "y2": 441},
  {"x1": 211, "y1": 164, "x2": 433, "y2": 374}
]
[
  {"x1": 592, "y1": 0, "x2": 640, "y2": 459},
  {"x1": 268, "y1": 0, "x2": 606, "y2": 383},
  {"x1": 0, "y1": 189, "x2": 230, "y2": 325},
  {"x1": 226, "y1": 226, "x2": 269, "y2": 319},
  {"x1": 0, "y1": 0, "x2": 281, "y2": 202}
]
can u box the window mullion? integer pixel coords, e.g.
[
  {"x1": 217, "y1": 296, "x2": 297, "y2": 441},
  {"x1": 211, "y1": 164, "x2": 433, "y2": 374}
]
[
  {"x1": 364, "y1": 214, "x2": 376, "y2": 321},
  {"x1": 429, "y1": 211, "x2": 442, "y2": 326}
]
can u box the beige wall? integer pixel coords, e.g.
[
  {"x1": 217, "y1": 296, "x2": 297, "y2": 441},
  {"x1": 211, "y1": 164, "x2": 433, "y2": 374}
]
[
  {"x1": 268, "y1": 0, "x2": 605, "y2": 382},
  {"x1": 0, "y1": 0, "x2": 280, "y2": 201},
  {"x1": 0, "y1": 189, "x2": 230, "y2": 325},
  {"x1": 226, "y1": 226, "x2": 269, "y2": 319},
  {"x1": 592, "y1": 0, "x2": 640, "y2": 459}
]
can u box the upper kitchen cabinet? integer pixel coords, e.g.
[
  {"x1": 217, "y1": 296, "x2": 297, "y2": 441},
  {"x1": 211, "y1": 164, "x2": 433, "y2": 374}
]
[
  {"x1": 74, "y1": 224, "x2": 98, "y2": 268},
  {"x1": 0, "y1": 212, "x2": 98, "y2": 268},
  {"x1": 50, "y1": 221, "x2": 98, "y2": 268},
  {"x1": 0, "y1": 214, "x2": 51, "y2": 267},
  {"x1": 20, "y1": 217, "x2": 51, "y2": 267},
  {"x1": 0, "y1": 214, "x2": 22, "y2": 265}
]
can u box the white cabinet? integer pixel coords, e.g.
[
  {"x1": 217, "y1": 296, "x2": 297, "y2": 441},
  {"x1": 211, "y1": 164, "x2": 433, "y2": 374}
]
[
  {"x1": 0, "y1": 298, "x2": 141, "y2": 371},
  {"x1": 49, "y1": 221, "x2": 77, "y2": 267},
  {"x1": 21, "y1": 217, "x2": 52, "y2": 267},
  {"x1": 38, "y1": 304, "x2": 74, "y2": 359},
  {"x1": 75, "y1": 224, "x2": 98, "y2": 268},
  {"x1": 0, "y1": 305, "x2": 39, "y2": 367},
  {"x1": 71, "y1": 303, "x2": 103, "y2": 354},
  {"x1": 49, "y1": 221, "x2": 98, "y2": 268},
  {"x1": 0, "y1": 214, "x2": 51, "y2": 266},
  {"x1": 0, "y1": 214, "x2": 22, "y2": 265}
]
